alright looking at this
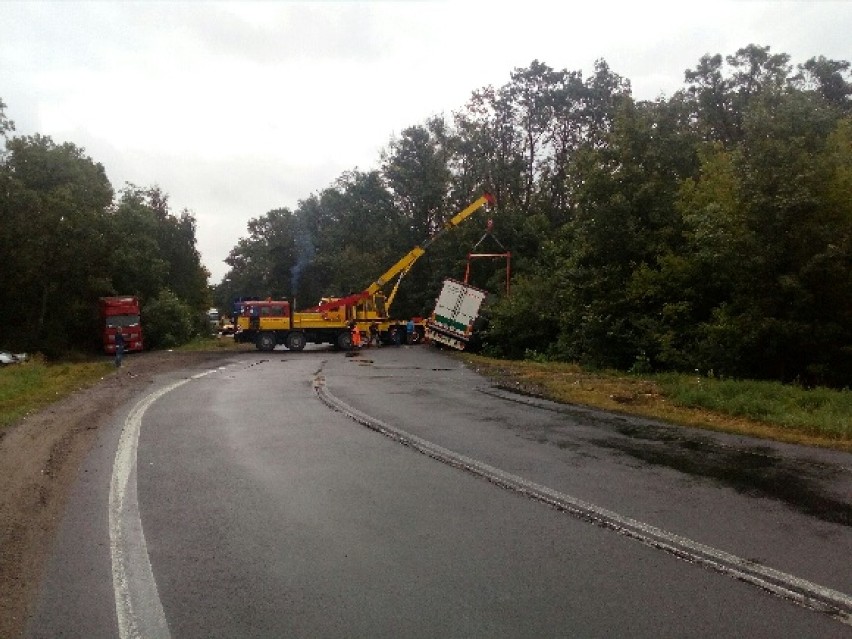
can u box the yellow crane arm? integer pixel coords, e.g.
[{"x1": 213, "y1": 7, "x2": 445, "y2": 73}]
[
  {"x1": 305, "y1": 192, "x2": 494, "y2": 313},
  {"x1": 364, "y1": 192, "x2": 495, "y2": 297},
  {"x1": 365, "y1": 247, "x2": 425, "y2": 296},
  {"x1": 438, "y1": 193, "x2": 496, "y2": 241}
]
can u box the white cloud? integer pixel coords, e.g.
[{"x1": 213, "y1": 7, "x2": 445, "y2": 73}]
[{"x1": 2, "y1": 1, "x2": 850, "y2": 281}]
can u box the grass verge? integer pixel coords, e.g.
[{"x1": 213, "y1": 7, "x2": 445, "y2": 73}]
[
  {"x1": 461, "y1": 355, "x2": 852, "y2": 453},
  {"x1": 0, "y1": 356, "x2": 114, "y2": 430},
  {"x1": 0, "y1": 339, "x2": 249, "y2": 431}
]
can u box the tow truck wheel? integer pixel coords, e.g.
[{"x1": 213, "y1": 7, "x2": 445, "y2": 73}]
[
  {"x1": 257, "y1": 332, "x2": 276, "y2": 352},
  {"x1": 286, "y1": 331, "x2": 306, "y2": 351},
  {"x1": 336, "y1": 331, "x2": 352, "y2": 350},
  {"x1": 409, "y1": 329, "x2": 422, "y2": 345}
]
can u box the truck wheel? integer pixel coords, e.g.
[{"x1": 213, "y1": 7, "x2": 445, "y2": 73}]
[
  {"x1": 286, "y1": 331, "x2": 306, "y2": 351},
  {"x1": 336, "y1": 331, "x2": 352, "y2": 350},
  {"x1": 409, "y1": 329, "x2": 422, "y2": 345},
  {"x1": 257, "y1": 332, "x2": 276, "y2": 352}
]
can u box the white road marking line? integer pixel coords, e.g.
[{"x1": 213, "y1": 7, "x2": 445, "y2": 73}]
[
  {"x1": 109, "y1": 370, "x2": 216, "y2": 639},
  {"x1": 314, "y1": 376, "x2": 852, "y2": 627}
]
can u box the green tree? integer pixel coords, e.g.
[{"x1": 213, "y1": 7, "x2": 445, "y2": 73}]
[
  {"x1": 668, "y1": 92, "x2": 851, "y2": 384},
  {"x1": 216, "y1": 47, "x2": 851, "y2": 386},
  {"x1": 109, "y1": 185, "x2": 211, "y2": 335},
  {"x1": 383, "y1": 121, "x2": 452, "y2": 237},
  {"x1": 142, "y1": 289, "x2": 196, "y2": 348},
  {"x1": 483, "y1": 251, "x2": 563, "y2": 359},
  {"x1": 223, "y1": 208, "x2": 298, "y2": 300},
  {"x1": 797, "y1": 56, "x2": 852, "y2": 113},
  {"x1": 115, "y1": 185, "x2": 209, "y2": 311},
  {"x1": 502, "y1": 60, "x2": 565, "y2": 213},
  {"x1": 0, "y1": 97, "x2": 14, "y2": 141},
  {"x1": 538, "y1": 69, "x2": 585, "y2": 221},
  {"x1": 223, "y1": 170, "x2": 404, "y2": 312},
  {"x1": 0, "y1": 103, "x2": 212, "y2": 354},
  {"x1": 683, "y1": 53, "x2": 736, "y2": 144},
  {"x1": 542, "y1": 94, "x2": 691, "y2": 369},
  {"x1": 0, "y1": 134, "x2": 114, "y2": 354},
  {"x1": 682, "y1": 45, "x2": 792, "y2": 147},
  {"x1": 109, "y1": 187, "x2": 171, "y2": 300}
]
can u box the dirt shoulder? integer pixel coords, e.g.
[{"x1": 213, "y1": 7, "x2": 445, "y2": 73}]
[{"x1": 0, "y1": 350, "x2": 234, "y2": 639}]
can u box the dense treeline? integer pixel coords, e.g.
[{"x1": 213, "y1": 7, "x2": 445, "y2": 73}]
[
  {"x1": 218, "y1": 45, "x2": 850, "y2": 387},
  {"x1": 0, "y1": 100, "x2": 211, "y2": 356}
]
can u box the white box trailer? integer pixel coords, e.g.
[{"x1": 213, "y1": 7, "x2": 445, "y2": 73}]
[{"x1": 425, "y1": 278, "x2": 487, "y2": 350}]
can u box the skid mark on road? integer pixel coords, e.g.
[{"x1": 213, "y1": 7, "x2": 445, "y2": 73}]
[
  {"x1": 109, "y1": 369, "x2": 218, "y2": 639},
  {"x1": 314, "y1": 374, "x2": 852, "y2": 627}
]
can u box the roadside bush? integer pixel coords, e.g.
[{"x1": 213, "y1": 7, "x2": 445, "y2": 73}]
[
  {"x1": 482, "y1": 275, "x2": 561, "y2": 359},
  {"x1": 142, "y1": 289, "x2": 196, "y2": 349}
]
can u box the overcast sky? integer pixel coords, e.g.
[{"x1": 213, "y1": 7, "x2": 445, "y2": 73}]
[{"x1": 2, "y1": 1, "x2": 850, "y2": 282}]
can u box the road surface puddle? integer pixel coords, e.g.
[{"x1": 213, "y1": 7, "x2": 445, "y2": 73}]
[{"x1": 595, "y1": 424, "x2": 852, "y2": 526}]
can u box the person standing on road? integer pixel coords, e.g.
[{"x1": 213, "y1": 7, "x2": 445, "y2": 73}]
[
  {"x1": 369, "y1": 321, "x2": 380, "y2": 347},
  {"x1": 406, "y1": 319, "x2": 415, "y2": 345},
  {"x1": 350, "y1": 320, "x2": 362, "y2": 349},
  {"x1": 389, "y1": 326, "x2": 401, "y2": 346},
  {"x1": 114, "y1": 330, "x2": 125, "y2": 367}
]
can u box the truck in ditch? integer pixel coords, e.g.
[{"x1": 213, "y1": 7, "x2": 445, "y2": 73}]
[{"x1": 425, "y1": 278, "x2": 488, "y2": 351}]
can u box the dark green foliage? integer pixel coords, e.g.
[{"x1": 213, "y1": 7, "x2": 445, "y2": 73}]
[
  {"x1": 0, "y1": 122, "x2": 212, "y2": 355},
  {"x1": 469, "y1": 47, "x2": 849, "y2": 387},
  {"x1": 797, "y1": 56, "x2": 852, "y2": 113},
  {"x1": 0, "y1": 98, "x2": 13, "y2": 139},
  {"x1": 0, "y1": 134, "x2": 114, "y2": 355},
  {"x1": 142, "y1": 289, "x2": 196, "y2": 349},
  {"x1": 481, "y1": 273, "x2": 561, "y2": 359}
]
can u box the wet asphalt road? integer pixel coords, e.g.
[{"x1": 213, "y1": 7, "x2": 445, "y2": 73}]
[{"x1": 28, "y1": 345, "x2": 852, "y2": 637}]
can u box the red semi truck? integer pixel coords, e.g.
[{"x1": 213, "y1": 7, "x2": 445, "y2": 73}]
[{"x1": 99, "y1": 296, "x2": 144, "y2": 354}]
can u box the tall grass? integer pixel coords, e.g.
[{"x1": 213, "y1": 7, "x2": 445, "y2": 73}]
[
  {"x1": 0, "y1": 356, "x2": 113, "y2": 430},
  {"x1": 463, "y1": 354, "x2": 851, "y2": 448},
  {"x1": 656, "y1": 375, "x2": 852, "y2": 440}
]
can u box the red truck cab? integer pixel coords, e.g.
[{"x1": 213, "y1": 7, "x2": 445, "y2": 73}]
[{"x1": 99, "y1": 296, "x2": 144, "y2": 354}]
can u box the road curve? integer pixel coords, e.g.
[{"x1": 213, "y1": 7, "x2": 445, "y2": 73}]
[{"x1": 26, "y1": 346, "x2": 852, "y2": 638}]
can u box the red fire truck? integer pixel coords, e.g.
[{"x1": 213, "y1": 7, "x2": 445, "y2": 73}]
[{"x1": 99, "y1": 296, "x2": 144, "y2": 354}]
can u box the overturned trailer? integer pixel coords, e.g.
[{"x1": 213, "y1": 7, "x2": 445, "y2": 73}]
[{"x1": 425, "y1": 278, "x2": 488, "y2": 351}]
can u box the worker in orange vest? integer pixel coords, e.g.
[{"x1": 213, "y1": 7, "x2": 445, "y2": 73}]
[{"x1": 350, "y1": 320, "x2": 362, "y2": 349}]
